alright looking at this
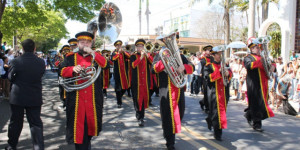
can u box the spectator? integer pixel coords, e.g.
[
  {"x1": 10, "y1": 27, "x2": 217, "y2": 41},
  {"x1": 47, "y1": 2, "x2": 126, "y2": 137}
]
[
  {"x1": 275, "y1": 76, "x2": 298, "y2": 116},
  {"x1": 191, "y1": 52, "x2": 202, "y2": 96},
  {"x1": 2, "y1": 42, "x2": 6, "y2": 52},
  {"x1": 277, "y1": 57, "x2": 284, "y2": 78},
  {"x1": 5, "y1": 49, "x2": 15, "y2": 64},
  {"x1": 290, "y1": 50, "x2": 298, "y2": 61},
  {"x1": 5, "y1": 39, "x2": 45, "y2": 150},
  {"x1": 0, "y1": 53, "x2": 3, "y2": 98},
  {"x1": 1, "y1": 56, "x2": 10, "y2": 99},
  {"x1": 231, "y1": 58, "x2": 242, "y2": 100}
]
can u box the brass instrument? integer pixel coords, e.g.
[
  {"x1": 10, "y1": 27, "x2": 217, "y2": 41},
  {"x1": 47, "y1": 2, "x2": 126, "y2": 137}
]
[
  {"x1": 157, "y1": 32, "x2": 187, "y2": 88},
  {"x1": 257, "y1": 36, "x2": 272, "y2": 79},
  {"x1": 145, "y1": 41, "x2": 154, "y2": 53},
  {"x1": 215, "y1": 45, "x2": 229, "y2": 86},
  {"x1": 59, "y1": 2, "x2": 122, "y2": 92},
  {"x1": 154, "y1": 42, "x2": 161, "y2": 52}
]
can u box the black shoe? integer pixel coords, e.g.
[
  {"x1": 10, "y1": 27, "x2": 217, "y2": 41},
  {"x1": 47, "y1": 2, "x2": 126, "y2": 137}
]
[
  {"x1": 253, "y1": 127, "x2": 264, "y2": 132},
  {"x1": 149, "y1": 102, "x2": 154, "y2": 106},
  {"x1": 138, "y1": 120, "x2": 144, "y2": 127},
  {"x1": 244, "y1": 114, "x2": 253, "y2": 127},
  {"x1": 200, "y1": 102, "x2": 204, "y2": 111},
  {"x1": 128, "y1": 93, "x2": 131, "y2": 97},
  {"x1": 205, "y1": 118, "x2": 212, "y2": 131},
  {"x1": 204, "y1": 109, "x2": 209, "y2": 114},
  {"x1": 167, "y1": 145, "x2": 175, "y2": 150},
  {"x1": 213, "y1": 134, "x2": 222, "y2": 141},
  {"x1": 117, "y1": 104, "x2": 122, "y2": 108}
]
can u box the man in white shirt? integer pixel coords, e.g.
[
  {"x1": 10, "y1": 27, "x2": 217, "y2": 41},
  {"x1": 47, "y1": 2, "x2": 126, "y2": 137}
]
[{"x1": 191, "y1": 52, "x2": 202, "y2": 96}]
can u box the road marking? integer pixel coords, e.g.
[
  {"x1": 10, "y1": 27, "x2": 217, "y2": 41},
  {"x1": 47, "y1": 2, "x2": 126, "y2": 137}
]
[
  {"x1": 108, "y1": 91, "x2": 228, "y2": 150},
  {"x1": 147, "y1": 108, "x2": 228, "y2": 150}
]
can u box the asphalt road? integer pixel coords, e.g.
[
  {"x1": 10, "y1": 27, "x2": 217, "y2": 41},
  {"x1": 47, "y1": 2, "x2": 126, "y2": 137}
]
[{"x1": 0, "y1": 70, "x2": 299, "y2": 150}]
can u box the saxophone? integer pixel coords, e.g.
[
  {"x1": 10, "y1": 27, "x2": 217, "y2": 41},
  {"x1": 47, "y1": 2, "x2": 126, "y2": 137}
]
[{"x1": 257, "y1": 36, "x2": 272, "y2": 79}]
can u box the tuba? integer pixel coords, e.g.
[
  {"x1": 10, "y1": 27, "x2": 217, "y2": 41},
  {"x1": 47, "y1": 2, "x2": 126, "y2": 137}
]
[
  {"x1": 59, "y1": 2, "x2": 122, "y2": 92},
  {"x1": 257, "y1": 36, "x2": 272, "y2": 79},
  {"x1": 157, "y1": 32, "x2": 187, "y2": 88}
]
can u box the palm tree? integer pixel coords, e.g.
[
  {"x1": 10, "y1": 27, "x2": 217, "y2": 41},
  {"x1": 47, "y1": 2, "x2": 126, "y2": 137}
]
[
  {"x1": 236, "y1": 0, "x2": 249, "y2": 24},
  {"x1": 190, "y1": 0, "x2": 237, "y2": 56},
  {"x1": 262, "y1": 0, "x2": 279, "y2": 22}
]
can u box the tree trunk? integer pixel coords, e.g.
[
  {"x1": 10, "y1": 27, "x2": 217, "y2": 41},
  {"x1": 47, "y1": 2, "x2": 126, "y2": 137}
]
[
  {"x1": 224, "y1": 0, "x2": 230, "y2": 57},
  {"x1": 139, "y1": 0, "x2": 142, "y2": 35},
  {"x1": 262, "y1": 2, "x2": 269, "y2": 22},
  {"x1": 248, "y1": 0, "x2": 256, "y2": 38},
  {"x1": 257, "y1": 1, "x2": 260, "y2": 28}
]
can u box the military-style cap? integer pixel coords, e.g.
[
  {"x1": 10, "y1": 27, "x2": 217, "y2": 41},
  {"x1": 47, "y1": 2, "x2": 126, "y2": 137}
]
[
  {"x1": 61, "y1": 45, "x2": 71, "y2": 51},
  {"x1": 135, "y1": 39, "x2": 146, "y2": 46},
  {"x1": 114, "y1": 40, "x2": 123, "y2": 46},
  {"x1": 211, "y1": 45, "x2": 225, "y2": 54},
  {"x1": 101, "y1": 49, "x2": 111, "y2": 54},
  {"x1": 247, "y1": 37, "x2": 260, "y2": 48},
  {"x1": 203, "y1": 45, "x2": 213, "y2": 51},
  {"x1": 75, "y1": 31, "x2": 94, "y2": 41},
  {"x1": 68, "y1": 38, "x2": 77, "y2": 46}
]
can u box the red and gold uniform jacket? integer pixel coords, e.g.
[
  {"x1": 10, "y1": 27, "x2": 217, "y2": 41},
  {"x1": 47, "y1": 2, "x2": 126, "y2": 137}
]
[
  {"x1": 152, "y1": 54, "x2": 194, "y2": 134},
  {"x1": 130, "y1": 53, "x2": 153, "y2": 111},
  {"x1": 59, "y1": 52, "x2": 108, "y2": 144},
  {"x1": 244, "y1": 54, "x2": 274, "y2": 120},
  {"x1": 111, "y1": 50, "x2": 130, "y2": 91},
  {"x1": 148, "y1": 52, "x2": 159, "y2": 89},
  {"x1": 204, "y1": 61, "x2": 233, "y2": 129}
]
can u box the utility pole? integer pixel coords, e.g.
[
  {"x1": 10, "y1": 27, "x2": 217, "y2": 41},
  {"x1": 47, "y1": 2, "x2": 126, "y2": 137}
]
[
  {"x1": 145, "y1": 0, "x2": 150, "y2": 35},
  {"x1": 139, "y1": 0, "x2": 142, "y2": 35},
  {"x1": 248, "y1": 0, "x2": 256, "y2": 38}
]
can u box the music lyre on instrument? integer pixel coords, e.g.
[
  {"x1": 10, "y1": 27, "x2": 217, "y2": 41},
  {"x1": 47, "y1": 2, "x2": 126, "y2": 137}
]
[{"x1": 59, "y1": 2, "x2": 122, "y2": 92}]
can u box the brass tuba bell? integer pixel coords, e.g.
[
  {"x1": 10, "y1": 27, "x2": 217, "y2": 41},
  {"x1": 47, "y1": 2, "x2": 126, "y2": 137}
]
[{"x1": 59, "y1": 2, "x2": 122, "y2": 92}]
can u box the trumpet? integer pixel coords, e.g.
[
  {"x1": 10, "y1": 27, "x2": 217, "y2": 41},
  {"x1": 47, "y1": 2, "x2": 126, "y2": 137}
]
[{"x1": 154, "y1": 43, "x2": 161, "y2": 51}]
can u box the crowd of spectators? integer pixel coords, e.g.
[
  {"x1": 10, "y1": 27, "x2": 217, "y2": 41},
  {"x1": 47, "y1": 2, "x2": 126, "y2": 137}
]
[{"x1": 186, "y1": 50, "x2": 300, "y2": 117}]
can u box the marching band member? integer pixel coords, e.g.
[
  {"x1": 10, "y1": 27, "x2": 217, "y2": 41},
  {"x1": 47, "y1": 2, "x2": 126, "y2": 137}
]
[
  {"x1": 125, "y1": 44, "x2": 132, "y2": 97},
  {"x1": 152, "y1": 47, "x2": 194, "y2": 150},
  {"x1": 199, "y1": 45, "x2": 214, "y2": 113},
  {"x1": 56, "y1": 45, "x2": 71, "y2": 109},
  {"x1": 204, "y1": 46, "x2": 232, "y2": 141},
  {"x1": 130, "y1": 39, "x2": 152, "y2": 126},
  {"x1": 59, "y1": 31, "x2": 108, "y2": 150},
  {"x1": 111, "y1": 40, "x2": 130, "y2": 108},
  {"x1": 243, "y1": 38, "x2": 275, "y2": 132},
  {"x1": 68, "y1": 38, "x2": 78, "y2": 52},
  {"x1": 146, "y1": 42, "x2": 159, "y2": 106},
  {"x1": 101, "y1": 49, "x2": 112, "y2": 99}
]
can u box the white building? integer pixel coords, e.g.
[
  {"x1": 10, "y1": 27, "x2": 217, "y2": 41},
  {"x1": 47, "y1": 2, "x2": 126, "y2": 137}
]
[{"x1": 258, "y1": 0, "x2": 299, "y2": 63}]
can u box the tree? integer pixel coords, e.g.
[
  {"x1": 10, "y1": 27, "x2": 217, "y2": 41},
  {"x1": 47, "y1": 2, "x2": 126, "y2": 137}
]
[
  {"x1": 269, "y1": 30, "x2": 281, "y2": 58},
  {"x1": 0, "y1": 5, "x2": 68, "y2": 52},
  {"x1": 0, "y1": 0, "x2": 105, "y2": 45},
  {"x1": 261, "y1": 0, "x2": 279, "y2": 22},
  {"x1": 190, "y1": 0, "x2": 238, "y2": 56}
]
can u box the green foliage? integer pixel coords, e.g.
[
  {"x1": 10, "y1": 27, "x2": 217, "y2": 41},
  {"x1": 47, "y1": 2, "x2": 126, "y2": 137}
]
[
  {"x1": 266, "y1": 23, "x2": 280, "y2": 34},
  {"x1": 269, "y1": 30, "x2": 281, "y2": 58},
  {"x1": 52, "y1": 0, "x2": 105, "y2": 23},
  {"x1": 94, "y1": 35, "x2": 104, "y2": 49},
  {"x1": 0, "y1": 5, "x2": 68, "y2": 52}
]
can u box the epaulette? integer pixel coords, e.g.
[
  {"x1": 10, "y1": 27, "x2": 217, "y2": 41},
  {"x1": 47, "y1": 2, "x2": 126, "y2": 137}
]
[{"x1": 66, "y1": 52, "x2": 74, "y2": 57}]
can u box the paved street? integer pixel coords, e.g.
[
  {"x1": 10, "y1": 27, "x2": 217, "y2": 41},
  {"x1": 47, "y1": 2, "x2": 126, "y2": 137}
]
[{"x1": 0, "y1": 70, "x2": 300, "y2": 150}]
